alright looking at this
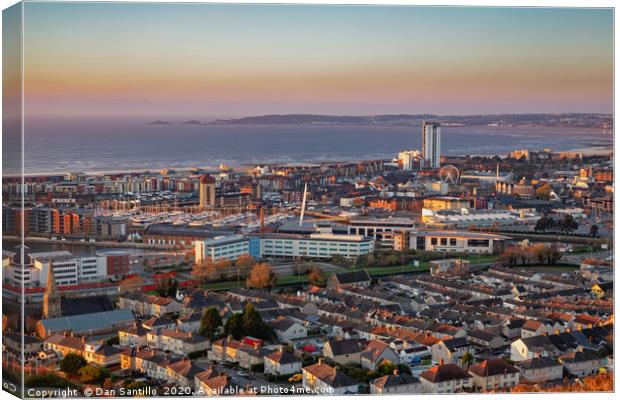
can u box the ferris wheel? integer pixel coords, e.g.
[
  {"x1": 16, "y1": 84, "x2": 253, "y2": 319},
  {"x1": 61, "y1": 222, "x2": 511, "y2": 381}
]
[{"x1": 439, "y1": 165, "x2": 460, "y2": 184}]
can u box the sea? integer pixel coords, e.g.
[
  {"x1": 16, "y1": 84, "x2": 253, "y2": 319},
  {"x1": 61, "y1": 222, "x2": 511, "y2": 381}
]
[{"x1": 2, "y1": 118, "x2": 613, "y2": 175}]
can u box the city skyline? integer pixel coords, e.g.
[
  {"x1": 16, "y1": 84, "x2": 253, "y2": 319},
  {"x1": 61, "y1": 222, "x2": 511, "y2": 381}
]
[{"x1": 10, "y1": 3, "x2": 614, "y2": 118}]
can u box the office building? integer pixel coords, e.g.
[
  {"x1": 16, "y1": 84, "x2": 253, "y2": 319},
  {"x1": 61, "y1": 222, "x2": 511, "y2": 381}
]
[
  {"x1": 393, "y1": 229, "x2": 510, "y2": 254},
  {"x1": 347, "y1": 217, "x2": 416, "y2": 241},
  {"x1": 422, "y1": 121, "x2": 441, "y2": 168},
  {"x1": 195, "y1": 235, "x2": 250, "y2": 264},
  {"x1": 398, "y1": 149, "x2": 422, "y2": 171},
  {"x1": 248, "y1": 232, "x2": 374, "y2": 260},
  {"x1": 3, "y1": 251, "x2": 107, "y2": 288}
]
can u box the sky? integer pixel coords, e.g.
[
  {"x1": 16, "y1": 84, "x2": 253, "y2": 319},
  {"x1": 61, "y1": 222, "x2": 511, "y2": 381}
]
[{"x1": 10, "y1": 3, "x2": 615, "y2": 118}]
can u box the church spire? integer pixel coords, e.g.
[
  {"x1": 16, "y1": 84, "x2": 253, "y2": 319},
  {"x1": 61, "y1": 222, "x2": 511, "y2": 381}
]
[
  {"x1": 46, "y1": 261, "x2": 58, "y2": 294},
  {"x1": 43, "y1": 261, "x2": 61, "y2": 318}
]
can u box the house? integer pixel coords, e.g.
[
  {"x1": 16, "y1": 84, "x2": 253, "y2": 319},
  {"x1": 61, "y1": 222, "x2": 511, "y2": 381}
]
[
  {"x1": 327, "y1": 270, "x2": 372, "y2": 290},
  {"x1": 264, "y1": 348, "x2": 302, "y2": 376},
  {"x1": 322, "y1": 338, "x2": 367, "y2": 365},
  {"x1": 370, "y1": 369, "x2": 422, "y2": 394},
  {"x1": 3, "y1": 333, "x2": 42, "y2": 358},
  {"x1": 399, "y1": 345, "x2": 432, "y2": 365},
  {"x1": 429, "y1": 259, "x2": 470, "y2": 277},
  {"x1": 571, "y1": 314, "x2": 603, "y2": 331},
  {"x1": 146, "y1": 329, "x2": 210, "y2": 356},
  {"x1": 520, "y1": 320, "x2": 551, "y2": 338},
  {"x1": 467, "y1": 330, "x2": 506, "y2": 351},
  {"x1": 208, "y1": 336, "x2": 271, "y2": 369},
  {"x1": 360, "y1": 340, "x2": 400, "y2": 371},
  {"x1": 558, "y1": 350, "x2": 608, "y2": 378},
  {"x1": 302, "y1": 360, "x2": 359, "y2": 394},
  {"x1": 194, "y1": 368, "x2": 227, "y2": 396},
  {"x1": 268, "y1": 317, "x2": 308, "y2": 342},
  {"x1": 177, "y1": 312, "x2": 203, "y2": 333},
  {"x1": 44, "y1": 334, "x2": 122, "y2": 367},
  {"x1": 516, "y1": 357, "x2": 564, "y2": 383},
  {"x1": 166, "y1": 359, "x2": 207, "y2": 389},
  {"x1": 118, "y1": 293, "x2": 182, "y2": 317},
  {"x1": 431, "y1": 337, "x2": 475, "y2": 367},
  {"x1": 468, "y1": 358, "x2": 520, "y2": 391},
  {"x1": 143, "y1": 295, "x2": 182, "y2": 317},
  {"x1": 419, "y1": 363, "x2": 472, "y2": 393},
  {"x1": 591, "y1": 281, "x2": 613, "y2": 298},
  {"x1": 121, "y1": 348, "x2": 180, "y2": 381},
  {"x1": 142, "y1": 315, "x2": 177, "y2": 331},
  {"x1": 118, "y1": 323, "x2": 150, "y2": 347},
  {"x1": 501, "y1": 319, "x2": 526, "y2": 339},
  {"x1": 510, "y1": 336, "x2": 560, "y2": 361}
]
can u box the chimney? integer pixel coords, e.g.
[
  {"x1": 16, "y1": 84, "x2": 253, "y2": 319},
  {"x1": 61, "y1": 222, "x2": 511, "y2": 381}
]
[
  {"x1": 318, "y1": 358, "x2": 323, "y2": 365},
  {"x1": 439, "y1": 359, "x2": 444, "y2": 366},
  {"x1": 278, "y1": 345, "x2": 285, "y2": 353},
  {"x1": 393, "y1": 368, "x2": 399, "y2": 376}
]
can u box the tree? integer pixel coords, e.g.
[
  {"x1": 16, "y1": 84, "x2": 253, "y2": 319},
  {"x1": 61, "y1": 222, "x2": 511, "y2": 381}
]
[
  {"x1": 212, "y1": 258, "x2": 233, "y2": 280},
  {"x1": 377, "y1": 361, "x2": 397, "y2": 376},
  {"x1": 544, "y1": 244, "x2": 562, "y2": 265},
  {"x1": 535, "y1": 184, "x2": 552, "y2": 200},
  {"x1": 224, "y1": 304, "x2": 274, "y2": 340},
  {"x1": 499, "y1": 246, "x2": 521, "y2": 266},
  {"x1": 224, "y1": 313, "x2": 244, "y2": 339},
  {"x1": 156, "y1": 277, "x2": 178, "y2": 297},
  {"x1": 246, "y1": 263, "x2": 277, "y2": 290},
  {"x1": 118, "y1": 276, "x2": 144, "y2": 293},
  {"x1": 192, "y1": 260, "x2": 214, "y2": 282},
  {"x1": 559, "y1": 215, "x2": 578, "y2": 234},
  {"x1": 240, "y1": 304, "x2": 274, "y2": 340},
  {"x1": 125, "y1": 380, "x2": 150, "y2": 391},
  {"x1": 193, "y1": 260, "x2": 225, "y2": 282},
  {"x1": 532, "y1": 243, "x2": 562, "y2": 265},
  {"x1": 200, "y1": 307, "x2": 222, "y2": 339},
  {"x1": 377, "y1": 362, "x2": 411, "y2": 376},
  {"x1": 60, "y1": 353, "x2": 87, "y2": 375},
  {"x1": 79, "y1": 365, "x2": 110, "y2": 383},
  {"x1": 590, "y1": 224, "x2": 599, "y2": 238},
  {"x1": 532, "y1": 243, "x2": 548, "y2": 265},
  {"x1": 235, "y1": 253, "x2": 256, "y2": 278},
  {"x1": 308, "y1": 266, "x2": 327, "y2": 287},
  {"x1": 535, "y1": 216, "x2": 553, "y2": 233},
  {"x1": 459, "y1": 352, "x2": 474, "y2": 368},
  {"x1": 516, "y1": 246, "x2": 532, "y2": 265}
]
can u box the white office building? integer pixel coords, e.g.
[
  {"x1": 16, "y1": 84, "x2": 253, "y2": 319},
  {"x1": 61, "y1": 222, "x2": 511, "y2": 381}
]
[
  {"x1": 3, "y1": 251, "x2": 107, "y2": 288},
  {"x1": 398, "y1": 149, "x2": 422, "y2": 171},
  {"x1": 422, "y1": 121, "x2": 441, "y2": 168},
  {"x1": 249, "y1": 233, "x2": 374, "y2": 260},
  {"x1": 194, "y1": 234, "x2": 250, "y2": 264}
]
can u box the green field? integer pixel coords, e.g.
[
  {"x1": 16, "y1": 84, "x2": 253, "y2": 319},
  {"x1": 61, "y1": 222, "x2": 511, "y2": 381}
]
[{"x1": 198, "y1": 254, "x2": 500, "y2": 291}]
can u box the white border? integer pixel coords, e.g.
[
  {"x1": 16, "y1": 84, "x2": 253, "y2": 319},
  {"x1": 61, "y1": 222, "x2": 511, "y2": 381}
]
[{"x1": 0, "y1": 1, "x2": 616, "y2": 400}]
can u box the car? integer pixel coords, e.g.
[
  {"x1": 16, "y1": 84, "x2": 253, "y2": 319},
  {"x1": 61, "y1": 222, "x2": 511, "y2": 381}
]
[
  {"x1": 236, "y1": 371, "x2": 248, "y2": 377},
  {"x1": 288, "y1": 373, "x2": 303, "y2": 383}
]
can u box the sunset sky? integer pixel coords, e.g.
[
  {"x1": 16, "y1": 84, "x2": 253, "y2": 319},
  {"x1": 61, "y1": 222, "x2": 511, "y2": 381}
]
[{"x1": 15, "y1": 3, "x2": 614, "y2": 118}]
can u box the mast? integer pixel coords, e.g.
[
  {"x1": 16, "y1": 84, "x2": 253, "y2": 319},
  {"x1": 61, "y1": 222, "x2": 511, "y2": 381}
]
[{"x1": 299, "y1": 182, "x2": 308, "y2": 227}]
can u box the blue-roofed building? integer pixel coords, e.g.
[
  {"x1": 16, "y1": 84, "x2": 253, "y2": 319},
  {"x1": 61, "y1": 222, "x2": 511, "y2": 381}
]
[{"x1": 36, "y1": 309, "x2": 135, "y2": 339}]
